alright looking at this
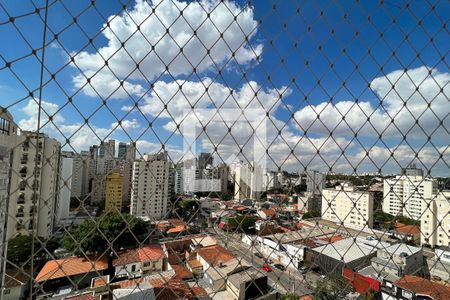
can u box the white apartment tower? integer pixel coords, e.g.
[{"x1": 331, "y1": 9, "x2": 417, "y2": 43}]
[
  {"x1": 421, "y1": 191, "x2": 450, "y2": 247},
  {"x1": 383, "y1": 174, "x2": 437, "y2": 221},
  {"x1": 130, "y1": 151, "x2": 169, "y2": 219},
  {"x1": 233, "y1": 162, "x2": 264, "y2": 201},
  {"x1": 321, "y1": 184, "x2": 374, "y2": 228},
  {"x1": 56, "y1": 156, "x2": 73, "y2": 223}
]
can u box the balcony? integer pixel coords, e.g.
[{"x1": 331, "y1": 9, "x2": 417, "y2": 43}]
[
  {"x1": 17, "y1": 193, "x2": 25, "y2": 204},
  {"x1": 19, "y1": 180, "x2": 27, "y2": 191},
  {"x1": 19, "y1": 167, "x2": 27, "y2": 177}
]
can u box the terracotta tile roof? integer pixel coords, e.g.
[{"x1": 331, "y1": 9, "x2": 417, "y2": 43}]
[
  {"x1": 4, "y1": 267, "x2": 29, "y2": 288},
  {"x1": 65, "y1": 293, "x2": 97, "y2": 300},
  {"x1": 138, "y1": 245, "x2": 165, "y2": 261},
  {"x1": 261, "y1": 209, "x2": 276, "y2": 216},
  {"x1": 35, "y1": 256, "x2": 108, "y2": 282},
  {"x1": 395, "y1": 275, "x2": 450, "y2": 300},
  {"x1": 151, "y1": 276, "x2": 193, "y2": 300},
  {"x1": 191, "y1": 286, "x2": 208, "y2": 297},
  {"x1": 114, "y1": 245, "x2": 165, "y2": 266},
  {"x1": 91, "y1": 276, "x2": 108, "y2": 288},
  {"x1": 394, "y1": 222, "x2": 420, "y2": 235},
  {"x1": 113, "y1": 249, "x2": 138, "y2": 267},
  {"x1": 167, "y1": 218, "x2": 187, "y2": 226},
  {"x1": 196, "y1": 245, "x2": 234, "y2": 266},
  {"x1": 167, "y1": 225, "x2": 187, "y2": 234},
  {"x1": 187, "y1": 259, "x2": 202, "y2": 269},
  {"x1": 170, "y1": 264, "x2": 193, "y2": 280},
  {"x1": 111, "y1": 277, "x2": 145, "y2": 289},
  {"x1": 279, "y1": 227, "x2": 290, "y2": 233},
  {"x1": 318, "y1": 235, "x2": 345, "y2": 243}
]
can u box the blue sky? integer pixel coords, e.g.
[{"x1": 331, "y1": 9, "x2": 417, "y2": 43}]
[{"x1": 0, "y1": 0, "x2": 448, "y2": 175}]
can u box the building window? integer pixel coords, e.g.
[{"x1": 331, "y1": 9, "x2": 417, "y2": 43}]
[{"x1": 131, "y1": 265, "x2": 136, "y2": 272}]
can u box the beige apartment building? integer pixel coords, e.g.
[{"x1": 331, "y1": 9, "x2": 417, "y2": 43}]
[
  {"x1": 383, "y1": 175, "x2": 437, "y2": 221},
  {"x1": 421, "y1": 191, "x2": 450, "y2": 247},
  {"x1": 130, "y1": 151, "x2": 169, "y2": 219},
  {"x1": 321, "y1": 184, "x2": 374, "y2": 228},
  {"x1": 0, "y1": 108, "x2": 61, "y2": 240}
]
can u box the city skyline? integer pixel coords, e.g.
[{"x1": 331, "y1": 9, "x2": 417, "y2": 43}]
[{"x1": 0, "y1": 0, "x2": 448, "y2": 176}]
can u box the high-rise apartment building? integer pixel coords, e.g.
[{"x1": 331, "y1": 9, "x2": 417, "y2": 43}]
[
  {"x1": 305, "y1": 170, "x2": 325, "y2": 194},
  {"x1": 383, "y1": 174, "x2": 437, "y2": 221},
  {"x1": 2, "y1": 108, "x2": 62, "y2": 239},
  {"x1": 118, "y1": 142, "x2": 136, "y2": 161},
  {"x1": 198, "y1": 152, "x2": 213, "y2": 169},
  {"x1": 105, "y1": 170, "x2": 123, "y2": 212},
  {"x1": 233, "y1": 162, "x2": 264, "y2": 201},
  {"x1": 0, "y1": 146, "x2": 11, "y2": 276},
  {"x1": 130, "y1": 151, "x2": 169, "y2": 219},
  {"x1": 401, "y1": 164, "x2": 424, "y2": 177},
  {"x1": 56, "y1": 156, "x2": 73, "y2": 223},
  {"x1": 321, "y1": 184, "x2": 374, "y2": 228},
  {"x1": 421, "y1": 191, "x2": 450, "y2": 247},
  {"x1": 99, "y1": 139, "x2": 115, "y2": 158}
]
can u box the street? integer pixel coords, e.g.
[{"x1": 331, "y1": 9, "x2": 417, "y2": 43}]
[{"x1": 207, "y1": 227, "x2": 317, "y2": 296}]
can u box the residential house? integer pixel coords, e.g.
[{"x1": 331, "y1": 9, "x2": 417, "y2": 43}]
[
  {"x1": 385, "y1": 275, "x2": 450, "y2": 300},
  {"x1": 34, "y1": 256, "x2": 108, "y2": 295},
  {"x1": 257, "y1": 208, "x2": 276, "y2": 220},
  {"x1": 390, "y1": 223, "x2": 420, "y2": 243},
  {"x1": 113, "y1": 245, "x2": 165, "y2": 279}
]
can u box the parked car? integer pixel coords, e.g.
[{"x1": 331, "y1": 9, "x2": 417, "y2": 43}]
[
  {"x1": 254, "y1": 252, "x2": 264, "y2": 259},
  {"x1": 267, "y1": 259, "x2": 274, "y2": 265},
  {"x1": 261, "y1": 263, "x2": 272, "y2": 272},
  {"x1": 274, "y1": 263, "x2": 285, "y2": 271}
]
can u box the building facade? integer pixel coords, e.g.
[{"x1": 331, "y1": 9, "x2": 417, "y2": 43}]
[
  {"x1": 321, "y1": 184, "x2": 374, "y2": 228},
  {"x1": 105, "y1": 171, "x2": 124, "y2": 212},
  {"x1": 383, "y1": 174, "x2": 437, "y2": 221},
  {"x1": 130, "y1": 152, "x2": 169, "y2": 219},
  {"x1": 421, "y1": 191, "x2": 450, "y2": 247}
]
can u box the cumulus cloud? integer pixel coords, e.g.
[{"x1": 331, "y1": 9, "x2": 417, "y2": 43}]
[
  {"x1": 342, "y1": 144, "x2": 450, "y2": 176},
  {"x1": 294, "y1": 66, "x2": 450, "y2": 140},
  {"x1": 18, "y1": 99, "x2": 142, "y2": 151},
  {"x1": 72, "y1": 0, "x2": 262, "y2": 99},
  {"x1": 111, "y1": 118, "x2": 140, "y2": 130}
]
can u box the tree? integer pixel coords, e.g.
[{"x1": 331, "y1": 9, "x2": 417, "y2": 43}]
[
  {"x1": 302, "y1": 210, "x2": 320, "y2": 219},
  {"x1": 314, "y1": 275, "x2": 355, "y2": 299},
  {"x1": 63, "y1": 212, "x2": 148, "y2": 254},
  {"x1": 7, "y1": 236, "x2": 60, "y2": 264},
  {"x1": 280, "y1": 293, "x2": 299, "y2": 300}
]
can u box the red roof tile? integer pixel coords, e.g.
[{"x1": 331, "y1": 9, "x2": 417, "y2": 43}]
[
  {"x1": 91, "y1": 276, "x2": 108, "y2": 288},
  {"x1": 318, "y1": 235, "x2": 345, "y2": 243},
  {"x1": 261, "y1": 209, "x2": 276, "y2": 216},
  {"x1": 394, "y1": 222, "x2": 420, "y2": 235},
  {"x1": 114, "y1": 245, "x2": 164, "y2": 266},
  {"x1": 170, "y1": 264, "x2": 193, "y2": 280},
  {"x1": 167, "y1": 225, "x2": 187, "y2": 234},
  {"x1": 65, "y1": 293, "x2": 97, "y2": 300},
  {"x1": 35, "y1": 256, "x2": 108, "y2": 282},
  {"x1": 395, "y1": 275, "x2": 450, "y2": 300},
  {"x1": 196, "y1": 245, "x2": 234, "y2": 266}
]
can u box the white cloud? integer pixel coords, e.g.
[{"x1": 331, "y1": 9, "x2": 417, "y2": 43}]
[
  {"x1": 136, "y1": 140, "x2": 183, "y2": 161},
  {"x1": 344, "y1": 144, "x2": 450, "y2": 176},
  {"x1": 111, "y1": 118, "x2": 140, "y2": 130},
  {"x1": 72, "y1": 0, "x2": 262, "y2": 99},
  {"x1": 294, "y1": 66, "x2": 450, "y2": 140},
  {"x1": 17, "y1": 99, "x2": 143, "y2": 152}
]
